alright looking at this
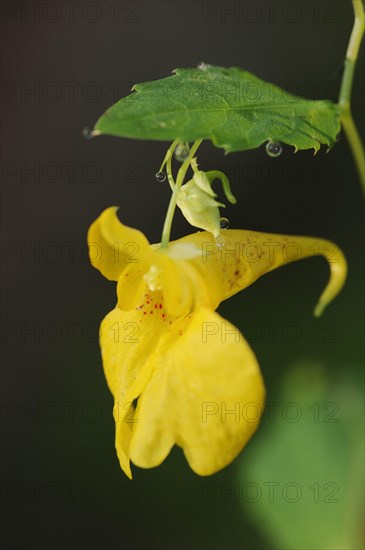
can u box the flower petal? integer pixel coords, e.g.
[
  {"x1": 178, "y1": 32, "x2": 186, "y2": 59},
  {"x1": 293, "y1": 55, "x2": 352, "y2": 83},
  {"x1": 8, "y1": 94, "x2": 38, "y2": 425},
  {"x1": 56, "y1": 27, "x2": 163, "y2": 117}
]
[
  {"x1": 88, "y1": 207, "x2": 150, "y2": 281},
  {"x1": 100, "y1": 305, "x2": 161, "y2": 477},
  {"x1": 144, "y1": 253, "x2": 200, "y2": 317},
  {"x1": 175, "y1": 229, "x2": 347, "y2": 316},
  {"x1": 117, "y1": 264, "x2": 148, "y2": 311},
  {"x1": 129, "y1": 308, "x2": 265, "y2": 476},
  {"x1": 100, "y1": 292, "x2": 184, "y2": 477}
]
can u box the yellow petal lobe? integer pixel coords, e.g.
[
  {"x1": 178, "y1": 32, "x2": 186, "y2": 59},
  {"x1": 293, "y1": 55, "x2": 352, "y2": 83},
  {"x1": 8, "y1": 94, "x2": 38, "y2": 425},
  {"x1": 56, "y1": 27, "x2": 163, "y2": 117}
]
[
  {"x1": 88, "y1": 207, "x2": 150, "y2": 281},
  {"x1": 129, "y1": 308, "x2": 265, "y2": 476},
  {"x1": 175, "y1": 230, "x2": 347, "y2": 315}
]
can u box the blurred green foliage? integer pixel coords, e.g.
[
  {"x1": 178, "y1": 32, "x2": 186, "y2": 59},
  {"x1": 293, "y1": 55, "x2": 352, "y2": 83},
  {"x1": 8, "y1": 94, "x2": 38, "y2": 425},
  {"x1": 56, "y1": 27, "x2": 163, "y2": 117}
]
[{"x1": 238, "y1": 363, "x2": 364, "y2": 549}]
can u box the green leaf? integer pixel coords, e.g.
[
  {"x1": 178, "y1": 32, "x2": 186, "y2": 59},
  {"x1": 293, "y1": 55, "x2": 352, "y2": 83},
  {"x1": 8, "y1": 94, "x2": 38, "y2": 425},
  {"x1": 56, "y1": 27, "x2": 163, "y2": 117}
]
[
  {"x1": 94, "y1": 65, "x2": 341, "y2": 153},
  {"x1": 237, "y1": 363, "x2": 364, "y2": 550}
]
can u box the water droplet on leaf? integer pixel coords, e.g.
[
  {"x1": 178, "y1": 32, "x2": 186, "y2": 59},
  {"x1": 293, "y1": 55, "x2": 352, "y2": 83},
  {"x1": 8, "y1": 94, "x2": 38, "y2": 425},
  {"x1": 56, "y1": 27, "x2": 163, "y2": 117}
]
[
  {"x1": 266, "y1": 140, "x2": 283, "y2": 158},
  {"x1": 197, "y1": 62, "x2": 210, "y2": 71},
  {"x1": 174, "y1": 142, "x2": 190, "y2": 162},
  {"x1": 155, "y1": 171, "x2": 166, "y2": 182},
  {"x1": 220, "y1": 217, "x2": 230, "y2": 229}
]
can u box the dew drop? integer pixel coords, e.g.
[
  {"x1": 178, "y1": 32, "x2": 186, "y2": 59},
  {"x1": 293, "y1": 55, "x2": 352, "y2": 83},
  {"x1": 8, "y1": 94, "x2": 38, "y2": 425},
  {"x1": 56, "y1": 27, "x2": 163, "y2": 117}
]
[
  {"x1": 215, "y1": 235, "x2": 225, "y2": 248},
  {"x1": 82, "y1": 127, "x2": 93, "y2": 140},
  {"x1": 266, "y1": 140, "x2": 283, "y2": 158},
  {"x1": 155, "y1": 171, "x2": 166, "y2": 182},
  {"x1": 220, "y1": 217, "x2": 230, "y2": 229},
  {"x1": 174, "y1": 142, "x2": 190, "y2": 162}
]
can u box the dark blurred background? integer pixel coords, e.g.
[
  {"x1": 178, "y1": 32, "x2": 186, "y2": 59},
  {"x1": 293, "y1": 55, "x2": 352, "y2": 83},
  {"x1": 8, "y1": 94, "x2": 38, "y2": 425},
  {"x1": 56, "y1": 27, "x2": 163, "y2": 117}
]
[{"x1": 1, "y1": 1, "x2": 364, "y2": 549}]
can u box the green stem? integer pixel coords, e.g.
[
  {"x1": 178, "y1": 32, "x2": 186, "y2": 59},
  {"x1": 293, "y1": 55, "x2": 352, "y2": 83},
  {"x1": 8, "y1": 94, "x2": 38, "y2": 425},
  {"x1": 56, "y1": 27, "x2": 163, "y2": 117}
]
[
  {"x1": 158, "y1": 139, "x2": 179, "y2": 173},
  {"x1": 341, "y1": 111, "x2": 365, "y2": 189},
  {"x1": 164, "y1": 141, "x2": 178, "y2": 192},
  {"x1": 160, "y1": 139, "x2": 202, "y2": 248},
  {"x1": 338, "y1": 0, "x2": 365, "y2": 191},
  {"x1": 166, "y1": 154, "x2": 175, "y2": 192}
]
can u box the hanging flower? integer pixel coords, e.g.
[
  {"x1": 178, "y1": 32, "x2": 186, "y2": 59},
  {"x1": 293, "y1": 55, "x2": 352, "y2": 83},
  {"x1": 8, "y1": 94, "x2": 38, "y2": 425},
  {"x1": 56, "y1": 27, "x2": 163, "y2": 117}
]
[{"x1": 88, "y1": 207, "x2": 347, "y2": 478}]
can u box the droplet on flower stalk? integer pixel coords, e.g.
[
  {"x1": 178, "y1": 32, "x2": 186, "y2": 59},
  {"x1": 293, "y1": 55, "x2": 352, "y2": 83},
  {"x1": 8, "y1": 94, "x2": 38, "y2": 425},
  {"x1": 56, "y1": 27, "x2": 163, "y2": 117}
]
[
  {"x1": 220, "y1": 217, "x2": 230, "y2": 229},
  {"x1": 155, "y1": 171, "x2": 166, "y2": 182},
  {"x1": 215, "y1": 235, "x2": 225, "y2": 248},
  {"x1": 174, "y1": 142, "x2": 190, "y2": 162}
]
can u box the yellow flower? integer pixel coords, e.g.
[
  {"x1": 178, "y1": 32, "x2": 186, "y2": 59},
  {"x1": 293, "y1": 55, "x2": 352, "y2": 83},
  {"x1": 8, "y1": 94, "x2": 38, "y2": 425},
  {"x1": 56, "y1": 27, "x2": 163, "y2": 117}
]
[{"x1": 88, "y1": 207, "x2": 347, "y2": 478}]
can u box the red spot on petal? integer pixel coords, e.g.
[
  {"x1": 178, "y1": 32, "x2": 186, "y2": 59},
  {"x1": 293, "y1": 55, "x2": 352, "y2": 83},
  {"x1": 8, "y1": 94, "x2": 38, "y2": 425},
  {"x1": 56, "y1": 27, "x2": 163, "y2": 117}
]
[{"x1": 159, "y1": 304, "x2": 162, "y2": 309}]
